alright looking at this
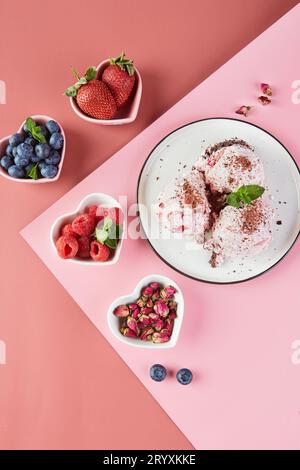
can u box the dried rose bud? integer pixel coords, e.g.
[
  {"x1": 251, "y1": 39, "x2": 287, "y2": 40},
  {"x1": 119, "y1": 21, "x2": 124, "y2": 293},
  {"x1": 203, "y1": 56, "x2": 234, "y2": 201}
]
[
  {"x1": 140, "y1": 327, "x2": 154, "y2": 341},
  {"x1": 154, "y1": 300, "x2": 169, "y2": 318},
  {"x1": 127, "y1": 316, "x2": 139, "y2": 334},
  {"x1": 149, "y1": 282, "x2": 161, "y2": 290},
  {"x1": 132, "y1": 308, "x2": 140, "y2": 320},
  {"x1": 260, "y1": 83, "x2": 272, "y2": 96},
  {"x1": 146, "y1": 298, "x2": 153, "y2": 308},
  {"x1": 137, "y1": 297, "x2": 146, "y2": 308},
  {"x1": 114, "y1": 305, "x2": 130, "y2": 317},
  {"x1": 140, "y1": 307, "x2": 153, "y2": 316},
  {"x1": 151, "y1": 291, "x2": 160, "y2": 301},
  {"x1": 153, "y1": 319, "x2": 164, "y2": 332},
  {"x1": 149, "y1": 312, "x2": 159, "y2": 322},
  {"x1": 142, "y1": 286, "x2": 153, "y2": 297},
  {"x1": 169, "y1": 310, "x2": 177, "y2": 320},
  {"x1": 152, "y1": 332, "x2": 170, "y2": 343},
  {"x1": 165, "y1": 318, "x2": 174, "y2": 334},
  {"x1": 168, "y1": 300, "x2": 177, "y2": 310},
  {"x1": 128, "y1": 303, "x2": 138, "y2": 311},
  {"x1": 257, "y1": 95, "x2": 271, "y2": 105},
  {"x1": 160, "y1": 285, "x2": 176, "y2": 299},
  {"x1": 235, "y1": 105, "x2": 251, "y2": 117},
  {"x1": 138, "y1": 315, "x2": 151, "y2": 327},
  {"x1": 122, "y1": 327, "x2": 137, "y2": 338}
]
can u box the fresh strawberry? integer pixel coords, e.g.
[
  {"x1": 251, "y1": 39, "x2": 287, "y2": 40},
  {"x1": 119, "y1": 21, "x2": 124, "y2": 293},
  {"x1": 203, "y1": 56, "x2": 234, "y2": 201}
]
[
  {"x1": 102, "y1": 52, "x2": 135, "y2": 108},
  {"x1": 65, "y1": 67, "x2": 117, "y2": 120}
]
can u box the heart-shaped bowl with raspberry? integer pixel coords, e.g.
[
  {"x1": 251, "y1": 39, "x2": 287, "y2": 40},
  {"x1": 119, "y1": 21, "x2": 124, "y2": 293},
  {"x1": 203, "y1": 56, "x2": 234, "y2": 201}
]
[
  {"x1": 68, "y1": 54, "x2": 142, "y2": 125},
  {"x1": 0, "y1": 115, "x2": 66, "y2": 183},
  {"x1": 50, "y1": 193, "x2": 125, "y2": 265},
  {"x1": 107, "y1": 275, "x2": 184, "y2": 349}
]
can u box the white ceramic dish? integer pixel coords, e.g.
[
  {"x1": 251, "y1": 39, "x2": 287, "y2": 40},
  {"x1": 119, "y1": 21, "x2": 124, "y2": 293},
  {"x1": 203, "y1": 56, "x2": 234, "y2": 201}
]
[
  {"x1": 137, "y1": 118, "x2": 300, "y2": 284},
  {"x1": 0, "y1": 115, "x2": 66, "y2": 184},
  {"x1": 70, "y1": 59, "x2": 142, "y2": 125},
  {"x1": 50, "y1": 193, "x2": 125, "y2": 265},
  {"x1": 107, "y1": 274, "x2": 184, "y2": 349}
]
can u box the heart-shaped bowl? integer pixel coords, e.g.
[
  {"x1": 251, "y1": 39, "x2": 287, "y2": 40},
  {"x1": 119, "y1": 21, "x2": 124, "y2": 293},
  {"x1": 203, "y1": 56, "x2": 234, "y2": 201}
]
[
  {"x1": 70, "y1": 59, "x2": 142, "y2": 125},
  {"x1": 0, "y1": 115, "x2": 66, "y2": 184},
  {"x1": 50, "y1": 192, "x2": 125, "y2": 265},
  {"x1": 107, "y1": 274, "x2": 184, "y2": 349}
]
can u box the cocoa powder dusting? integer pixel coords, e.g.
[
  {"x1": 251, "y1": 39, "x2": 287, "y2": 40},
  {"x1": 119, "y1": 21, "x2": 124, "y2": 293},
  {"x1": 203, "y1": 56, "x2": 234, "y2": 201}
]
[
  {"x1": 241, "y1": 203, "x2": 264, "y2": 234},
  {"x1": 232, "y1": 155, "x2": 252, "y2": 171},
  {"x1": 180, "y1": 179, "x2": 203, "y2": 208}
]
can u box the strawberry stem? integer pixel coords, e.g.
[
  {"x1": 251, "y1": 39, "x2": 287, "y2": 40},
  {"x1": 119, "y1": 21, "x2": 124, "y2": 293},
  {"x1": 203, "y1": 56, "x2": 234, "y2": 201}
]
[{"x1": 71, "y1": 67, "x2": 81, "y2": 81}]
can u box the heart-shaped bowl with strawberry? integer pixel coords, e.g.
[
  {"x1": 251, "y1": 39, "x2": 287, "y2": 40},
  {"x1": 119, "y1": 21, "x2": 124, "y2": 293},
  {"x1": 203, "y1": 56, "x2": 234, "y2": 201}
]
[
  {"x1": 50, "y1": 193, "x2": 125, "y2": 265},
  {"x1": 0, "y1": 115, "x2": 65, "y2": 184},
  {"x1": 107, "y1": 275, "x2": 184, "y2": 349},
  {"x1": 67, "y1": 53, "x2": 142, "y2": 125}
]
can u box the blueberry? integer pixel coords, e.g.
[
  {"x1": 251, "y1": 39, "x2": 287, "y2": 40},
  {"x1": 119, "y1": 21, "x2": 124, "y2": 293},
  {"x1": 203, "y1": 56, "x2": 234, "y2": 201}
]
[
  {"x1": 14, "y1": 154, "x2": 30, "y2": 168},
  {"x1": 40, "y1": 164, "x2": 58, "y2": 179},
  {"x1": 25, "y1": 136, "x2": 36, "y2": 147},
  {"x1": 8, "y1": 165, "x2": 25, "y2": 178},
  {"x1": 6, "y1": 144, "x2": 13, "y2": 157},
  {"x1": 9, "y1": 133, "x2": 24, "y2": 147},
  {"x1": 49, "y1": 132, "x2": 64, "y2": 150},
  {"x1": 12, "y1": 147, "x2": 18, "y2": 157},
  {"x1": 35, "y1": 143, "x2": 51, "y2": 159},
  {"x1": 46, "y1": 120, "x2": 60, "y2": 134},
  {"x1": 45, "y1": 149, "x2": 61, "y2": 165},
  {"x1": 31, "y1": 153, "x2": 43, "y2": 163},
  {"x1": 1, "y1": 155, "x2": 14, "y2": 170},
  {"x1": 17, "y1": 142, "x2": 33, "y2": 159},
  {"x1": 38, "y1": 161, "x2": 47, "y2": 172},
  {"x1": 40, "y1": 125, "x2": 48, "y2": 138},
  {"x1": 150, "y1": 364, "x2": 167, "y2": 382},
  {"x1": 176, "y1": 368, "x2": 193, "y2": 385}
]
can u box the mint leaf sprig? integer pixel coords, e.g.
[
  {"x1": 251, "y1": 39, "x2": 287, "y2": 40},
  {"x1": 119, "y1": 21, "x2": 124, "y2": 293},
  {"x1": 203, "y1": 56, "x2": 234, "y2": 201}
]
[
  {"x1": 65, "y1": 66, "x2": 97, "y2": 97},
  {"x1": 95, "y1": 217, "x2": 123, "y2": 250},
  {"x1": 25, "y1": 117, "x2": 46, "y2": 143},
  {"x1": 227, "y1": 185, "x2": 265, "y2": 208},
  {"x1": 27, "y1": 163, "x2": 39, "y2": 180}
]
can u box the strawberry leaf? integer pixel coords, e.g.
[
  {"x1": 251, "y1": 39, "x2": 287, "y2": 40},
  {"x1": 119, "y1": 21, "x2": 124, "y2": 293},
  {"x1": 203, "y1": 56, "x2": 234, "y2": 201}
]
[{"x1": 85, "y1": 67, "x2": 97, "y2": 81}]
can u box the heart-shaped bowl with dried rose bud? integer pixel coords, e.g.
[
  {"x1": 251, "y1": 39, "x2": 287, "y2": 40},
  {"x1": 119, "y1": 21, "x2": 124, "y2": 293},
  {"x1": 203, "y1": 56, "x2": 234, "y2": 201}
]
[
  {"x1": 50, "y1": 193, "x2": 125, "y2": 265},
  {"x1": 107, "y1": 274, "x2": 184, "y2": 349},
  {"x1": 0, "y1": 115, "x2": 66, "y2": 184},
  {"x1": 70, "y1": 59, "x2": 142, "y2": 125}
]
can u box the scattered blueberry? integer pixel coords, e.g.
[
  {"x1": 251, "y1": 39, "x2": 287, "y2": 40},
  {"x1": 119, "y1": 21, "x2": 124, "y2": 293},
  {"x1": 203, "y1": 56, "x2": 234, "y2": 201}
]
[
  {"x1": 35, "y1": 143, "x2": 51, "y2": 160},
  {"x1": 176, "y1": 368, "x2": 193, "y2": 385},
  {"x1": 150, "y1": 364, "x2": 167, "y2": 382},
  {"x1": 25, "y1": 136, "x2": 36, "y2": 146},
  {"x1": 8, "y1": 165, "x2": 25, "y2": 178},
  {"x1": 40, "y1": 164, "x2": 58, "y2": 179},
  {"x1": 45, "y1": 149, "x2": 61, "y2": 165},
  {"x1": 9, "y1": 133, "x2": 24, "y2": 147},
  {"x1": 17, "y1": 142, "x2": 33, "y2": 159},
  {"x1": 12, "y1": 147, "x2": 18, "y2": 157},
  {"x1": 14, "y1": 154, "x2": 30, "y2": 168},
  {"x1": 46, "y1": 120, "x2": 60, "y2": 134},
  {"x1": 49, "y1": 132, "x2": 64, "y2": 150},
  {"x1": 1, "y1": 155, "x2": 14, "y2": 170},
  {"x1": 6, "y1": 144, "x2": 13, "y2": 157}
]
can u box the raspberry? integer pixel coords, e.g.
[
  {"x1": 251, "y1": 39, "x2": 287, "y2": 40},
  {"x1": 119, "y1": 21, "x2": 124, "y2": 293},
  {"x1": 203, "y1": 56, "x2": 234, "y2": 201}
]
[
  {"x1": 87, "y1": 205, "x2": 104, "y2": 223},
  {"x1": 56, "y1": 235, "x2": 79, "y2": 259},
  {"x1": 61, "y1": 223, "x2": 77, "y2": 237},
  {"x1": 90, "y1": 241, "x2": 110, "y2": 261},
  {"x1": 98, "y1": 207, "x2": 122, "y2": 225},
  {"x1": 72, "y1": 213, "x2": 96, "y2": 236},
  {"x1": 77, "y1": 236, "x2": 91, "y2": 258}
]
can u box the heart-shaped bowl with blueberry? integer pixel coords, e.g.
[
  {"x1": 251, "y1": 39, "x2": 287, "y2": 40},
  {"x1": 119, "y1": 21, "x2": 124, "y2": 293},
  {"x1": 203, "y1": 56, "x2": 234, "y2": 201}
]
[
  {"x1": 107, "y1": 275, "x2": 184, "y2": 349},
  {"x1": 50, "y1": 193, "x2": 125, "y2": 265},
  {"x1": 0, "y1": 115, "x2": 65, "y2": 183}
]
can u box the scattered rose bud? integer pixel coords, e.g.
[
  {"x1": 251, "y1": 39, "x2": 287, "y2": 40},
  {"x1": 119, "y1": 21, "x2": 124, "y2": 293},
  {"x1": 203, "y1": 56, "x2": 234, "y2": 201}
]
[
  {"x1": 260, "y1": 83, "x2": 272, "y2": 96},
  {"x1": 154, "y1": 300, "x2": 169, "y2": 317},
  {"x1": 258, "y1": 95, "x2": 271, "y2": 105},
  {"x1": 142, "y1": 286, "x2": 153, "y2": 297},
  {"x1": 235, "y1": 105, "x2": 251, "y2": 117},
  {"x1": 114, "y1": 305, "x2": 130, "y2": 317}
]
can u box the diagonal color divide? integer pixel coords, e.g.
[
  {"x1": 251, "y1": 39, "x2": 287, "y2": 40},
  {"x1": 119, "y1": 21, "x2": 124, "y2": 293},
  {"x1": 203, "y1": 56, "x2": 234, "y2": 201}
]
[{"x1": 21, "y1": 6, "x2": 300, "y2": 450}]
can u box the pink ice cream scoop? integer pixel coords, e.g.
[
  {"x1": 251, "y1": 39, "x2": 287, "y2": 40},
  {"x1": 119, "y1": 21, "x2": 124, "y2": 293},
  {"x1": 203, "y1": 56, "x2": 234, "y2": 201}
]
[
  {"x1": 195, "y1": 139, "x2": 264, "y2": 193},
  {"x1": 205, "y1": 198, "x2": 274, "y2": 267},
  {"x1": 157, "y1": 169, "x2": 211, "y2": 244}
]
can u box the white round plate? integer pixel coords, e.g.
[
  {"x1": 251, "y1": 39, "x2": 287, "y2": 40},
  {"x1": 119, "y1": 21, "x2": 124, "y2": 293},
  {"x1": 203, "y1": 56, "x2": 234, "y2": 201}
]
[{"x1": 137, "y1": 118, "x2": 300, "y2": 284}]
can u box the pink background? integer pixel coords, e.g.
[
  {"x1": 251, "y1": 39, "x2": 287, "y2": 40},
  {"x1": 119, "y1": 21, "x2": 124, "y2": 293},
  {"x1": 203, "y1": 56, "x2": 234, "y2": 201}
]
[{"x1": 0, "y1": 0, "x2": 299, "y2": 450}]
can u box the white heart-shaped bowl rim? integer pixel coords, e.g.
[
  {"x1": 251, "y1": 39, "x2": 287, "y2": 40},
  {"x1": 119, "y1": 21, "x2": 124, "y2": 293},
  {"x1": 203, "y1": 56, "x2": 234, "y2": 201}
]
[
  {"x1": 107, "y1": 274, "x2": 184, "y2": 349},
  {"x1": 70, "y1": 59, "x2": 142, "y2": 125},
  {"x1": 50, "y1": 192, "x2": 125, "y2": 265},
  {"x1": 0, "y1": 115, "x2": 66, "y2": 184}
]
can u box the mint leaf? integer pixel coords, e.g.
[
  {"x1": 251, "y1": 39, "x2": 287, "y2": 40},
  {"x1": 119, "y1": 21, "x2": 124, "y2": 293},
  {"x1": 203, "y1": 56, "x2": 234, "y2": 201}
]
[
  {"x1": 25, "y1": 117, "x2": 46, "y2": 143},
  {"x1": 227, "y1": 185, "x2": 265, "y2": 208},
  {"x1": 105, "y1": 237, "x2": 117, "y2": 250},
  {"x1": 27, "y1": 163, "x2": 39, "y2": 180},
  {"x1": 95, "y1": 227, "x2": 109, "y2": 244},
  {"x1": 85, "y1": 67, "x2": 97, "y2": 81},
  {"x1": 103, "y1": 217, "x2": 113, "y2": 231},
  {"x1": 25, "y1": 117, "x2": 35, "y2": 133}
]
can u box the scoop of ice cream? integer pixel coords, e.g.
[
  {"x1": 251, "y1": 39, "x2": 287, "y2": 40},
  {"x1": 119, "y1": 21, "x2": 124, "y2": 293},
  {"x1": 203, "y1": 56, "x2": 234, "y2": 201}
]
[
  {"x1": 205, "y1": 198, "x2": 274, "y2": 267},
  {"x1": 195, "y1": 139, "x2": 264, "y2": 193},
  {"x1": 157, "y1": 169, "x2": 210, "y2": 243}
]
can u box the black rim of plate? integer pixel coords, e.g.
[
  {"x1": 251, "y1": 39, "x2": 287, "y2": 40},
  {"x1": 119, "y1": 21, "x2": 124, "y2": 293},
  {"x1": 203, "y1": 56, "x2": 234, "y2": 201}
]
[{"x1": 136, "y1": 117, "x2": 300, "y2": 285}]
